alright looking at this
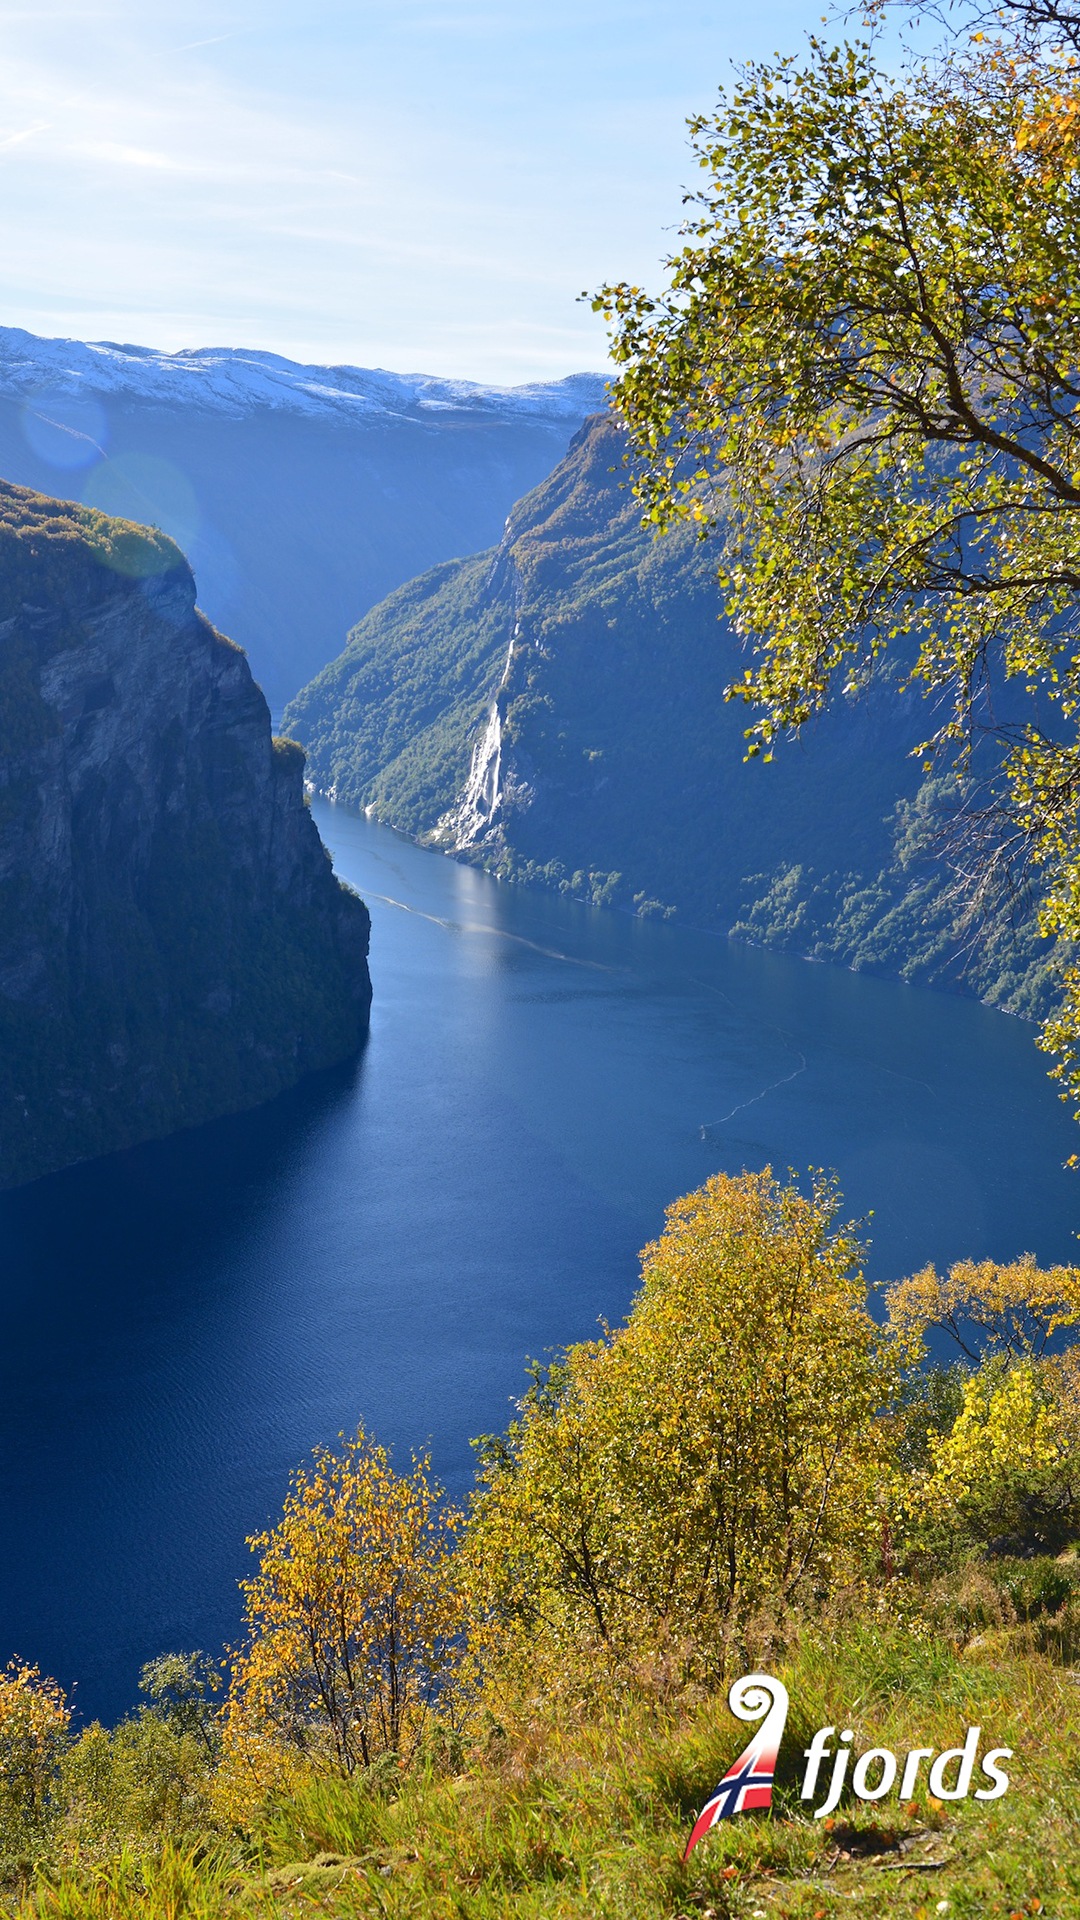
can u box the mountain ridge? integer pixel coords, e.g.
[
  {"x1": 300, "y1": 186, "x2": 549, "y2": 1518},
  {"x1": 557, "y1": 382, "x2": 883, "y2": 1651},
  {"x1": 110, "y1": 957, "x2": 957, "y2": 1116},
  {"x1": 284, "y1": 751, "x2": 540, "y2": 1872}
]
[
  {"x1": 0, "y1": 329, "x2": 607, "y2": 705},
  {"x1": 0, "y1": 326, "x2": 607, "y2": 425}
]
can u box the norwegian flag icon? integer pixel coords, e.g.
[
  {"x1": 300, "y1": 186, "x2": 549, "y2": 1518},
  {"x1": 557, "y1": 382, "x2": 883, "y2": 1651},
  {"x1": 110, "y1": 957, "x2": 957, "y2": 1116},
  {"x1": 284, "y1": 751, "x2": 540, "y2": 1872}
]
[{"x1": 684, "y1": 1673, "x2": 790, "y2": 1860}]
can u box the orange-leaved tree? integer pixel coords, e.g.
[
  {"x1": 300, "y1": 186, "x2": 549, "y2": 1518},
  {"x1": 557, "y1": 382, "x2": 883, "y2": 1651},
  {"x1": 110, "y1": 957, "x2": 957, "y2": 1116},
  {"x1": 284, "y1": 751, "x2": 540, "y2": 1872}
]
[
  {"x1": 0, "y1": 1660, "x2": 71, "y2": 1849},
  {"x1": 224, "y1": 1428, "x2": 467, "y2": 1783}
]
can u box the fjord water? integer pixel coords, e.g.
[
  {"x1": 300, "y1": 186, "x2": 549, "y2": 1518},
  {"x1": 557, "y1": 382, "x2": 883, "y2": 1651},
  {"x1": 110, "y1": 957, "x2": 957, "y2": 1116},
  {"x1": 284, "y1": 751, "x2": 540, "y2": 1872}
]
[{"x1": 2, "y1": 803, "x2": 1078, "y2": 1724}]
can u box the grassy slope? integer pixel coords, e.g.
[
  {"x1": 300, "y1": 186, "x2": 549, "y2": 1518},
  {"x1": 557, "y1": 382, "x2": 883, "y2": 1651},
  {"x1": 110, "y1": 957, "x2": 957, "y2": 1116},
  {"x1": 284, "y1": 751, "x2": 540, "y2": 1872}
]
[
  {"x1": 285, "y1": 417, "x2": 1058, "y2": 1018},
  {"x1": 12, "y1": 1621, "x2": 1079, "y2": 1917}
]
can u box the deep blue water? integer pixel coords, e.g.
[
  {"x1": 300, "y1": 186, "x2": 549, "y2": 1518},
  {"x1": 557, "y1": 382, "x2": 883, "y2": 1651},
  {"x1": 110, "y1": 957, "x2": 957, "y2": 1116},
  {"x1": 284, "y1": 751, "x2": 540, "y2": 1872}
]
[{"x1": 1, "y1": 802, "x2": 1077, "y2": 1725}]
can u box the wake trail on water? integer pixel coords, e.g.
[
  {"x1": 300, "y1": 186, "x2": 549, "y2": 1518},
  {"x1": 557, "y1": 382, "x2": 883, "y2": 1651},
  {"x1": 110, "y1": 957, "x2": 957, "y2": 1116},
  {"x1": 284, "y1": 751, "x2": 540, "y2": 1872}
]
[
  {"x1": 363, "y1": 891, "x2": 620, "y2": 972},
  {"x1": 699, "y1": 1052, "x2": 808, "y2": 1136},
  {"x1": 683, "y1": 965, "x2": 933, "y2": 1133},
  {"x1": 679, "y1": 969, "x2": 808, "y2": 1136}
]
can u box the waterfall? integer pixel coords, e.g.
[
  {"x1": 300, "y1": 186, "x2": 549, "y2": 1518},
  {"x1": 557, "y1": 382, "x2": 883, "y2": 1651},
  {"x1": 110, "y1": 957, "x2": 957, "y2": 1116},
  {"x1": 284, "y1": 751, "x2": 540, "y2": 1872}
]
[{"x1": 434, "y1": 630, "x2": 519, "y2": 848}]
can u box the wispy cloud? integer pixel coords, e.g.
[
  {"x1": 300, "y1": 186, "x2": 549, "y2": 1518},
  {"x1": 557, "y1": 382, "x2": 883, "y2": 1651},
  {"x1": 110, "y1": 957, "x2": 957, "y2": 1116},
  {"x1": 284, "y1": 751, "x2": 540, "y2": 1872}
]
[
  {"x1": 79, "y1": 140, "x2": 193, "y2": 171},
  {"x1": 169, "y1": 32, "x2": 245, "y2": 55},
  {"x1": 0, "y1": 0, "x2": 825, "y2": 381},
  {"x1": 0, "y1": 122, "x2": 52, "y2": 150}
]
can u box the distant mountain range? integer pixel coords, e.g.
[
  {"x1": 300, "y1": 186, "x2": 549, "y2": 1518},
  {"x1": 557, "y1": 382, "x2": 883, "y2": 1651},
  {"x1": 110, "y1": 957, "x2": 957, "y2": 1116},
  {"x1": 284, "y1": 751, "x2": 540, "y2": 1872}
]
[
  {"x1": 284, "y1": 413, "x2": 1059, "y2": 1020},
  {"x1": 0, "y1": 327, "x2": 606, "y2": 705},
  {"x1": 0, "y1": 330, "x2": 603, "y2": 424}
]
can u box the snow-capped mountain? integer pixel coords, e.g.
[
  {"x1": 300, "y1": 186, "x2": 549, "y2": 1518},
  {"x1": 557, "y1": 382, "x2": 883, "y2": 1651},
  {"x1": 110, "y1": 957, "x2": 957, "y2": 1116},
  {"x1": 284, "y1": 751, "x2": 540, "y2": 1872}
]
[
  {"x1": 0, "y1": 327, "x2": 608, "y2": 702},
  {"x1": 0, "y1": 327, "x2": 606, "y2": 425}
]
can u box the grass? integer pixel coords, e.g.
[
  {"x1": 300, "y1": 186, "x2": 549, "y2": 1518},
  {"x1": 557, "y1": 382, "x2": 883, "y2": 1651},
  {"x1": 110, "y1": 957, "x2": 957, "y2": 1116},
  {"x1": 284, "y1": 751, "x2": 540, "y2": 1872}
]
[{"x1": 8, "y1": 1609, "x2": 1080, "y2": 1920}]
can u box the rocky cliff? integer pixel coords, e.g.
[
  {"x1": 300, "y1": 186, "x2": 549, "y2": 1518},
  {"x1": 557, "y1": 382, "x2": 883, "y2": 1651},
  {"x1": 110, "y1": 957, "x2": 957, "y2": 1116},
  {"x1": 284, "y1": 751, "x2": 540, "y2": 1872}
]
[
  {"x1": 285, "y1": 413, "x2": 928, "y2": 914},
  {"x1": 0, "y1": 480, "x2": 371, "y2": 1191}
]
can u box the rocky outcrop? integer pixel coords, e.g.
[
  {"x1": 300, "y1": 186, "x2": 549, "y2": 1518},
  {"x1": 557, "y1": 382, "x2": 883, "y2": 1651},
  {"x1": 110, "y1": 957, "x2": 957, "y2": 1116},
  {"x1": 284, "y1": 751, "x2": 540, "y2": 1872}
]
[{"x1": 0, "y1": 480, "x2": 371, "y2": 1190}]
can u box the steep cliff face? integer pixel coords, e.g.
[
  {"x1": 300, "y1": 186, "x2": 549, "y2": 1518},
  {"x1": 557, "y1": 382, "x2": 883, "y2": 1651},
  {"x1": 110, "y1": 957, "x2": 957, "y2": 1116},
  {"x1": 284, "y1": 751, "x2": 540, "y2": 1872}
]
[
  {"x1": 0, "y1": 480, "x2": 371, "y2": 1191},
  {"x1": 286, "y1": 414, "x2": 931, "y2": 913}
]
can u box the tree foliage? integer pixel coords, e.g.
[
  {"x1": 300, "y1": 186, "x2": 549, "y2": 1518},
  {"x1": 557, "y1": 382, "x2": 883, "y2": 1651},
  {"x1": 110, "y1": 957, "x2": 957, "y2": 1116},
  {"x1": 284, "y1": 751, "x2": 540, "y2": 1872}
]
[
  {"x1": 8, "y1": 1169, "x2": 1080, "y2": 1884},
  {"x1": 887, "y1": 1252, "x2": 1080, "y2": 1361},
  {"x1": 467, "y1": 1169, "x2": 897, "y2": 1668},
  {"x1": 922, "y1": 1353, "x2": 1080, "y2": 1550},
  {"x1": 137, "y1": 1654, "x2": 220, "y2": 1761},
  {"x1": 60, "y1": 1712, "x2": 217, "y2": 1849},
  {"x1": 596, "y1": 25, "x2": 1080, "y2": 1110},
  {"x1": 887, "y1": 1253, "x2": 1080, "y2": 1551},
  {"x1": 0, "y1": 1662, "x2": 70, "y2": 1850},
  {"x1": 224, "y1": 1429, "x2": 466, "y2": 1783}
]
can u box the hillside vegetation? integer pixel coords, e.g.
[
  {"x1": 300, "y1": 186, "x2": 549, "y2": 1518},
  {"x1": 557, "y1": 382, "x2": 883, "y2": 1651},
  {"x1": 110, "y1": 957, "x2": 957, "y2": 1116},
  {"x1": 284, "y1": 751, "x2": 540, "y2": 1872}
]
[
  {"x1": 4, "y1": 1168, "x2": 1080, "y2": 1916},
  {"x1": 284, "y1": 417, "x2": 1060, "y2": 1021}
]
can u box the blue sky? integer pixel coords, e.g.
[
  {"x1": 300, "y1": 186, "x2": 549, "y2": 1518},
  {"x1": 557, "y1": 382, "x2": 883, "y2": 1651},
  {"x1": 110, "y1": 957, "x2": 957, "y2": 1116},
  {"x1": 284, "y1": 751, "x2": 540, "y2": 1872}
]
[{"x1": 0, "y1": 0, "x2": 858, "y2": 383}]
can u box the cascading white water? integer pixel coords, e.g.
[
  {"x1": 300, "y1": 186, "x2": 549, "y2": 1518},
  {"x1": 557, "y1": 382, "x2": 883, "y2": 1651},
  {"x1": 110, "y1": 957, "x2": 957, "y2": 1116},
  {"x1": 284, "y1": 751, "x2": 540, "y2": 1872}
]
[{"x1": 434, "y1": 629, "x2": 519, "y2": 847}]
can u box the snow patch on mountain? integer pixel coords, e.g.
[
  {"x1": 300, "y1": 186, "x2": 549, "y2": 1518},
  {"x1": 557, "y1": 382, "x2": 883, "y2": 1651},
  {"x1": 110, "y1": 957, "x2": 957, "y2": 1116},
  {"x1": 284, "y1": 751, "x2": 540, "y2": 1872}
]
[{"x1": 0, "y1": 327, "x2": 609, "y2": 425}]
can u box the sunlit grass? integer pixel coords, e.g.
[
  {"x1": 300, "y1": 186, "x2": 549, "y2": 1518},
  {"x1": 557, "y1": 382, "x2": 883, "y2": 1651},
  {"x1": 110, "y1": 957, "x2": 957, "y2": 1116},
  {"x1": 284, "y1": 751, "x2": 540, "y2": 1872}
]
[{"x1": 9, "y1": 1616, "x2": 1080, "y2": 1918}]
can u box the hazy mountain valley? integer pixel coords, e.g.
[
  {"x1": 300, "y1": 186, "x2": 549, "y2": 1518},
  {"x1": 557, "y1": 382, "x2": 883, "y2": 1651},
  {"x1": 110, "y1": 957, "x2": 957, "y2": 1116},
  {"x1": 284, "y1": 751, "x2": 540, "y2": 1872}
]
[
  {"x1": 0, "y1": 327, "x2": 1053, "y2": 1030},
  {"x1": 285, "y1": 413, "x2": 1060, "y2": 1021},
  {"x1": 0, "y1": 328, "x2": 605, "y2": 707}
]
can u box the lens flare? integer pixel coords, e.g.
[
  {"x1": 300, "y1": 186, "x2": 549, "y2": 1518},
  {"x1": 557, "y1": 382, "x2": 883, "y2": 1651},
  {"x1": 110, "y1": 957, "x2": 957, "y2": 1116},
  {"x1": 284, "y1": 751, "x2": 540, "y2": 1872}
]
[
  {"x1": 21, "y1": 385, "x2": 108, "y2": 469},
  {"x1": 81, "y1": 453, "x2": 200, "y2": 570}
]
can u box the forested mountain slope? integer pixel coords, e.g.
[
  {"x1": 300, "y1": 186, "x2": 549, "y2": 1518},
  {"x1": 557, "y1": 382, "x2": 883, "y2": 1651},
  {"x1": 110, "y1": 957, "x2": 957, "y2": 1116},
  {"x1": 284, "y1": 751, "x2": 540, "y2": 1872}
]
[{"x1": 285, "y1": 414, "x2": 1057, "y2": 1018}]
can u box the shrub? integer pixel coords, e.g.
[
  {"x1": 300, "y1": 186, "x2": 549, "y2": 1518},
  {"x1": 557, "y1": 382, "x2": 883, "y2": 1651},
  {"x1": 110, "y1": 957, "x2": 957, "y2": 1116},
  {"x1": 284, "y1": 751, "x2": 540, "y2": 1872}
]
[
  {"x1": 922, "y1": 1355, "x2": 1080, "y2": 1554},
  {"x1": 59, "y1": 1716, "x2": 216, "y2": 1851},
  {"x1": 0, "y1": 1662, "x2": 70, "y2": 1855},
  {"x1": 993, "y1": 1556, "x2": 1076, "y2": 1621},
  {"x1": 467, "y1": 1168, "x2": 900, "y2": 1676}
]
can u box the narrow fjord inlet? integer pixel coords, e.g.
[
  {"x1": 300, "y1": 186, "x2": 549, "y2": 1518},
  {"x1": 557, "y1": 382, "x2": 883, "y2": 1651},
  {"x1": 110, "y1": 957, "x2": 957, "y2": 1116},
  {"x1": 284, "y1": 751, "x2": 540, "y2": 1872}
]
[{"x1": 0, "y1": 803, "x2": 1075, "y2": 1725}]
